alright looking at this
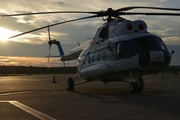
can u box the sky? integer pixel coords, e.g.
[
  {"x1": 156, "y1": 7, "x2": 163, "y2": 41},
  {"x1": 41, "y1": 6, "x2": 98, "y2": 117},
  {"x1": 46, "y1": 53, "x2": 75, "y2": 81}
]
[{"x1": 0, "y1": 0, "x2": 180, "y2": 67}]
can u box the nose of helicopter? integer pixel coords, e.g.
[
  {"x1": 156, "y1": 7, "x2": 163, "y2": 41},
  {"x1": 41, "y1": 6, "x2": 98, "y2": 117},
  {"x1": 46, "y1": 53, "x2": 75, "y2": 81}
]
[
  {"x1": 151, "y1": 51, "x2": 164, "y2": 61},
  {"x1": 148, "y1": 51, "x2": 164, "y2": 70},
  {"x1": 139, "y1": 51, "x2": 171, "y2": 70}
]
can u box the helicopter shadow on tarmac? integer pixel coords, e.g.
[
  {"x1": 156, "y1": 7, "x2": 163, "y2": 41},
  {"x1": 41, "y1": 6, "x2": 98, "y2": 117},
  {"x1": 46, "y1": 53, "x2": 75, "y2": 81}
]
[{"x1": 71, "y1": 82, "x2": 180, "y2": 116}]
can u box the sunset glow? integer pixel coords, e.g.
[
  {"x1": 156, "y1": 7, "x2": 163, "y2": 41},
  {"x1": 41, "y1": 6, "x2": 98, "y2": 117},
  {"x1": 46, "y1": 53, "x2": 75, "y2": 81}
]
[
  {"x1": 0, "y1": 56, "x2": 61, "y2": 67},
  {"x1": 0, "y1": 27, "x2": 19, "y2": 42}
]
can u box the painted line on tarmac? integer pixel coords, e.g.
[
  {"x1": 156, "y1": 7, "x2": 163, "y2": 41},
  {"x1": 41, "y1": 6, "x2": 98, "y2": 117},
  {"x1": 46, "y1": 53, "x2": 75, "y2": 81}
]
[
  {"x1": 0, "y1": 92, "x2": 27, "y2": 96},
  {"x1": 0, "y1": 101, "x2": 56, "y2": 120}
]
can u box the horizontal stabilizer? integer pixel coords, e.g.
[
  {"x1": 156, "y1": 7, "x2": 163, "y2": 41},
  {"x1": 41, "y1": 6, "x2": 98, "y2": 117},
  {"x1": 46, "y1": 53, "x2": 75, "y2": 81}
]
[
  {"x1": 46, "y1": 55, "x2": 61, "y2": 57},
  {"x1": 61, "y1": 50, "x2": 83, "y2": 61},
  {"x1": 60, "y1": 40, "x2": 92, "y2": 61}
]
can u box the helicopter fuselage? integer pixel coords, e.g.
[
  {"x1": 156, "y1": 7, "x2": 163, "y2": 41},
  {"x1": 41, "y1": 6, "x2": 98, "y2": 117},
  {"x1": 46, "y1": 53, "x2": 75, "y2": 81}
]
[{"x1": 78, "y1": 18, "x2": 171, "y2": 81}]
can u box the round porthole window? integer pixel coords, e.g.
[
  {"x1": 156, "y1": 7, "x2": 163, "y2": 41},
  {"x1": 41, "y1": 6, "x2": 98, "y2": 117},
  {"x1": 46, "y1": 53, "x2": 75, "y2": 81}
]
[
  {"x1": 102, "y1": 52, "x2": 106, "y2": 59},
  {"x1": 97, "y1": 54, "x2": 100, "y2": 61},
  {"x1": 92, "y1": 56, "x2": 94, "y2": 62}
]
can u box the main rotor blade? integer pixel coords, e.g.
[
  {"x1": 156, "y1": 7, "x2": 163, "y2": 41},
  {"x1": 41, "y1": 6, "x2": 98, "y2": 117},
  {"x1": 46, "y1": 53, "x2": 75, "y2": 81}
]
[
  {"x1": 9, "y1": 15, "x2": 97, "y2": 38},
  {"x1": 48, "y1": 26, "x2": 51, "y2": 41},
  {"x1": 0, "y1": 11, "x2": 98, "y2": 17},
  {"x1": 121, "y1": 12, "x2": 180, "y2": 16},
  {"x1": 117, "y1": 6, "x2": 180, "y2": 12}
]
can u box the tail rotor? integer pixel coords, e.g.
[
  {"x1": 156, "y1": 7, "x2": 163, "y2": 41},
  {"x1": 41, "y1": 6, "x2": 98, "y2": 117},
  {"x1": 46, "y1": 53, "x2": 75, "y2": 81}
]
[{"x1": 47, "y1": 26, "x2": 52, "y2": 62}]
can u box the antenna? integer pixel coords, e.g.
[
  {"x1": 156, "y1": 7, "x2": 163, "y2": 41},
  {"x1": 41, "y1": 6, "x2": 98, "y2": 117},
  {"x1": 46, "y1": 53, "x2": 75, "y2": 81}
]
[{"x1": 77, "y1": 42, "x2": 80, "y2": 46}]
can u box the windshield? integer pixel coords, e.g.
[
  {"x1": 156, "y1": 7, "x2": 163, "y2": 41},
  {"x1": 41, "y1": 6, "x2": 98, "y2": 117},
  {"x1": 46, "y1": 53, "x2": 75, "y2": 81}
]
[{"x1": 116, "y1": 36, "x2": 167, "y2": 59}]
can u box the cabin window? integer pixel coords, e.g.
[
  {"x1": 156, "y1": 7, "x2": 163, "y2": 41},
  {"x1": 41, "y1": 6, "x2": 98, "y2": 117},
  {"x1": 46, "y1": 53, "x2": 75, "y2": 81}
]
[
  {"x1": 102, "y1": 52, "x2": 106, "y2": 59},
  {"x1": 99, "y1": 27, "x2": 109, "y2": 40},
  {"x1": 91, "y1": 56, "x2": 94, "y2": 62},
  {"x1": 97, "y1": 54, "x2": 100, "y2": 61}
]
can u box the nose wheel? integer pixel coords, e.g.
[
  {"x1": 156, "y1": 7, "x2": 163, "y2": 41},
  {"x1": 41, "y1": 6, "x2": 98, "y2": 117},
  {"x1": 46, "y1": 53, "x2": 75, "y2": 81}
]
[{"x1": 129, "y1": 77, "x2": 143, "y2": 93}]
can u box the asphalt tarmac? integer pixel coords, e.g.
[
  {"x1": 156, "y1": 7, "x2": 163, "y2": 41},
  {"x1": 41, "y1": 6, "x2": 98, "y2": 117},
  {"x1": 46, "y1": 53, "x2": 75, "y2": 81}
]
[{"x1": 0, "y1": 73, "x2": 180, "y2": 120}]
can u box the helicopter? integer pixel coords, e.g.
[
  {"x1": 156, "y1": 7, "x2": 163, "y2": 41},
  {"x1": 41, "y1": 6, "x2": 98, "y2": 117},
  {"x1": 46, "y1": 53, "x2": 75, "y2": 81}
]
[{"x1": 2, "y1": 6, "x2": 180, "y2": 93}]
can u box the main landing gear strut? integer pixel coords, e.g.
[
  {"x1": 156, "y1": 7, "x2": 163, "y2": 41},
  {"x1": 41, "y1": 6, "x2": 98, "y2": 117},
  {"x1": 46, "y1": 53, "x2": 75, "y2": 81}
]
[
  {"x1": 129, "y1": 77, "x2": 144, "y2": 93},
  {"x1": 66, "y1": 52, "x2": 89, "y2": 91},
  {"x1": 66, "y1": 68, "x2": 80, "y2": 91}
]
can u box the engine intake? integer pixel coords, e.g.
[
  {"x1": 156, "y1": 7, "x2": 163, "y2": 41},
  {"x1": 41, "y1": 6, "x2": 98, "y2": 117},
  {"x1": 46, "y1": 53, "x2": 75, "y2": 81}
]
[
  {"x1": 109, "y1": 20, "x2": 135, "y2": 36},
  {"x1": 117, "y1": 20, "x2": 135, "y2": 33},
  {"x1": 133, "y1": 20, "x2": 147, "y2": 33}
]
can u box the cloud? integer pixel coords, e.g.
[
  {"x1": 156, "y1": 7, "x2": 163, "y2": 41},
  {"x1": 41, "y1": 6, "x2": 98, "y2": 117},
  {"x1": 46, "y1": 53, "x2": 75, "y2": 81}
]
[
  {"x1": 163, "y1": 36, "x2": 180, "y2": 44},
  {"x1": 1, "y1": 0, "x2": 180, "y2": 45}
]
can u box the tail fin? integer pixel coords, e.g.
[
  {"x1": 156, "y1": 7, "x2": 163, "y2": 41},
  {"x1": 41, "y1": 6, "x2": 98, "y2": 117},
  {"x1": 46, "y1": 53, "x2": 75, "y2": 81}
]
[{"x1": 49, "y1": 40, "x2": 64, "y2": 56}]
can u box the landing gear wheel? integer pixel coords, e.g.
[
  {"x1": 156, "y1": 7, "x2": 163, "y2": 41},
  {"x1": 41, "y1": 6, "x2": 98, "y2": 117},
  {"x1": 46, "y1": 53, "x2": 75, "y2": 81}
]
[
  {"x1": 129, "y1": 82, "x2": 137, "y2": 93},
  {"x1": 66, "y1": 78, "x2": 74, "y2": 91}
]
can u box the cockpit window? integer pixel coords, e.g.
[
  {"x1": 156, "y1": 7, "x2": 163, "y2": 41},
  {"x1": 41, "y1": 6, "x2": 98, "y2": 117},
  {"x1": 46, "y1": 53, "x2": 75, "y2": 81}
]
[
  {"x1": 125, "y1": 36, "x2": 165, "y2": 57},
  {"x1": 147, "y1": 37, "x2": 162, "y2": 50},
  {"x1": 138, "y1": 37, "x2": 149, "y2": 51},
  {"x1": 156, "y1": 37, "x2": 168, "y2": 50}
]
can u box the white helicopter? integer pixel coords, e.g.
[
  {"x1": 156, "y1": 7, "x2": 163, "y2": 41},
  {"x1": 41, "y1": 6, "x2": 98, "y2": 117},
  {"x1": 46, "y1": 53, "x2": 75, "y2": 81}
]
[{"x1": 3, "y1": 6, "x2": 179, "y2": 93}]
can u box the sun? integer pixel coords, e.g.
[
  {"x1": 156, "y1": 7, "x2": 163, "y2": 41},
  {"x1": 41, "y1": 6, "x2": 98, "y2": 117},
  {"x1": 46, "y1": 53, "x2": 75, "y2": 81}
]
[{"x1": 0, "y1": 27, "x2": 18, "y2": 42}]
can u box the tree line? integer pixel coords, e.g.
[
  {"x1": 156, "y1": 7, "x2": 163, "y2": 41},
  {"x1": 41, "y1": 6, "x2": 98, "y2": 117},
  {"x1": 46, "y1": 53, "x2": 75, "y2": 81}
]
[
  {"x1": 0, "y1": 65, "x2": 179, "y2": 75},
  {"x1": 0, "y1": 66, "x2": 77, "y2": 75}
]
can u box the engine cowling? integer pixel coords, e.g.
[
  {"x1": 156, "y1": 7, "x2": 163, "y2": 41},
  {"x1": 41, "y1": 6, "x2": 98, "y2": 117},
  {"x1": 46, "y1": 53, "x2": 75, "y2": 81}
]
[
  {"x1": 117, "y1": 20, "x2": 135, "y2": 33},
  {"x1": 133, "y1": 20, "x2": 147, "y2": 33},
  {"x1": 109, "y1": 20, "x2": 135, "y2": 36}
]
